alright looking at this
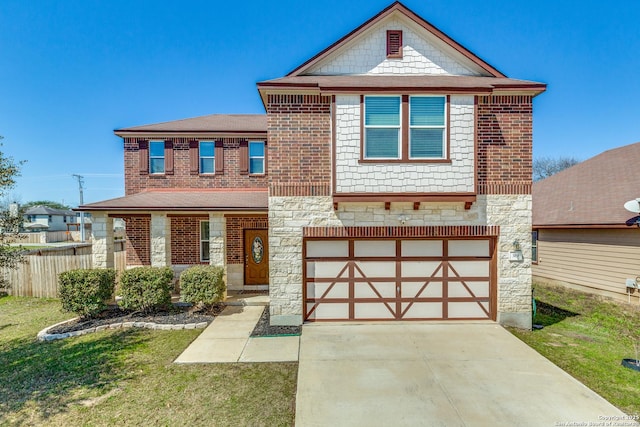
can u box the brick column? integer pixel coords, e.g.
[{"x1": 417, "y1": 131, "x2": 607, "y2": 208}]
[
  {"x1": 150, "y1": 213, "x2": 170, "y2": 267},
  {"x1": 91, "y1": 213, "x2": 114, "y2": 269}
]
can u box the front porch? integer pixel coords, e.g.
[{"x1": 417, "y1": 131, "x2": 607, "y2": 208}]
[{"x1": 80, "y1": 188, "x2": 269, "y2": 291}]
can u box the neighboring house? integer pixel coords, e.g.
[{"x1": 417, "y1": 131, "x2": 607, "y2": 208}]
[
  {"x1": 80, "y1": 2, "x2": 546, "y2": 327},
  {"x1": 533, "y1": 142, "x2": 640, "y2": 304},
  {"x1": 23, "y1": 205, "x2": 77, "y2": 232}
]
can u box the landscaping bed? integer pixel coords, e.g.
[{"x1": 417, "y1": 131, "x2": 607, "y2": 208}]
[
  {"x1": 48, "y1": 303, "x2": 225, "y2": 335},
  {"x1": 251, "y1": 307, "x2": 301, "y2": 337}
]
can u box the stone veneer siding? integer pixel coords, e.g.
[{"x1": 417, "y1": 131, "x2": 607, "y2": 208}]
[
  {"x1": 123, "y1": 216, "x2": 151, "y2": 266},
  {"x1": 124, "y1": 137, "x2": 268, "y2": 195},
  {"x1": 334, "y1": 95, "x2": 475, "y2": 193},
  {"x1": 268, "y1": 195, "x2": 532, "y2": 328}
]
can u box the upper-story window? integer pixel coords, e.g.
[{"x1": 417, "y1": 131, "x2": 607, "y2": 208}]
[
  {"x1": 199, "y1": 141, "x2": 215, "y2": 174},
  {"x1": 149, "y1": 141, "x2": 165, "y2": 174},
  {"x1": 363, "y1": 95, "x2": 448, "y2": 162},
  {"x1": 364, "y1": 96, "x2": 401, "y2": 159},
  {"x1": 409, "y1": 96, "x2": 445, "y2": 159},
  {"x1": 249, "y1": 141, "x2": 265, "y2": 174}
]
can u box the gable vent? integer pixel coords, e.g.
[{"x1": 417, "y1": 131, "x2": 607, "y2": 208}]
[{"x1": 386, "y1": 30, "x2": 403, "y2": 58}]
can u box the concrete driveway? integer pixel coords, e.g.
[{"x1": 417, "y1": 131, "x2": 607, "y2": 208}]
[{"x1": 295, "y1": 323, "x2": 634, "y2": 427}]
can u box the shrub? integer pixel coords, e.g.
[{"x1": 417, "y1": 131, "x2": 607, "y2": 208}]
[
  {"x1": 180, "y1": 265, "x2": 226, "y2": 305},
  {"x1": 58, "y1": 268, "x2": 116, "y2": 318},
  {"x1": 119, "y1": 266, "x2": 174, "y2": 312}
]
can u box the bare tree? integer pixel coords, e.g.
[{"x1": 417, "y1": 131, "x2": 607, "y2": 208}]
[{"x1": 533, "y1": 156, "x2": 580, "y2": 181}]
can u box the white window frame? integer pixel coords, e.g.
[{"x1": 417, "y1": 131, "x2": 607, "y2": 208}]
[
  {"x1": 200, "y1": 220, "x2": 210, "y2": 262},
  {"x1": 408, "y1": 95, "x2": 447, "y2": 160},
  {"x1": 363, "y1": 95, "x2": 402, "y2": 160},
  {"x1": 149, "y1": 140, "x2": 165, "y2": 174},
  {"x1": 199, "y1": 141, "x2": 215, "y2": 174},
  {"x1": 248, "y1": 141, "x2": 265, "y2": 175}
]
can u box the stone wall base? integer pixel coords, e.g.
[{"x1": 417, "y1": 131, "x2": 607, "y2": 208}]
[
  {"x1": 270, "y1": 314, "x2": 303, "y2": 326},
  {"x1": 226, "y1": 264, "x2": 243, "y2": 290},
  {"x1": 497, "y1": 311, "x2": 532, "y2": 330}
]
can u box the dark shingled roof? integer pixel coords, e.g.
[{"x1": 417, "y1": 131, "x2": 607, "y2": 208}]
[
  {"x1": 115, "y1": 114, "x2": 267, "y2": 134},
  {"x1": 78, "y1": 188, "x2": 268, "y2": 212},
  {"x1": 533, "y1": 142, "x2": 640, "y2": 227},
  {"x1": 24, "y1": 205, "x2": 76, "y2": 216}
]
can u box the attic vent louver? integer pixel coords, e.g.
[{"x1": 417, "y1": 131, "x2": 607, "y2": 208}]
[{"x1": 386, "y1": 30, "x2": 403, "y2": 58}]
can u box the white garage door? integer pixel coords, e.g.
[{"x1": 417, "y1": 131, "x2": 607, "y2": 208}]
[{"x1": 303, "y1": 238, "x2": 495, "y2": 321}]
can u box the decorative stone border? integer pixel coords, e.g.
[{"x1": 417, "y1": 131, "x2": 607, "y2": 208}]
[{"x1": 37, "y1": 317, "x2": 209, "y2": 342}]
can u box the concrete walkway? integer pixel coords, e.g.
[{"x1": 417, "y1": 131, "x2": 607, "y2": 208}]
[
  {"x1": 295, "y1": 323, "x2": 635, "y2": 427},
  {"x1": 174, "y1": 301, "x2": 299, "y2": 364}
]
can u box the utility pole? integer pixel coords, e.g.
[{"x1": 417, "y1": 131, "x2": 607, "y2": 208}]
[{"x1": 72, "y1": 174, "x2": 85, "y2": 242}]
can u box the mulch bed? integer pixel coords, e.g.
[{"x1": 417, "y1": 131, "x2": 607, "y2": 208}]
[
  {"x1": 251, "y1": 307, "x2": 301, "y2": 337},
  {"x1": 48, "y1": 303, "x2": 225, "y2": 334}
]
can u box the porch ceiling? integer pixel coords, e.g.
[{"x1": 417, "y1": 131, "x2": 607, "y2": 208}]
[{"x1": 77, "y1": 188, "x2": 268, "y2": 212}]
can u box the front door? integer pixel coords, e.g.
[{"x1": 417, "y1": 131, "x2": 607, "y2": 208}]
[{"x1": 244, "y1": 229, "x2": 269, "y2": 286}]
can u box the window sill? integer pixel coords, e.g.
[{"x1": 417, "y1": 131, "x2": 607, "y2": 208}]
[{"x1": 359, "y1": 158, "x2": 452, "y2": 164}]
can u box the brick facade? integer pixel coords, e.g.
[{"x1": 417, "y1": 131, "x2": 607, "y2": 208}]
[
  {"x1": 170, "y1": 215, "x2": 209, "y2": 265},
  {"x1": 476, "y1": 95, "x2": 533, "y2": 195},
  {"x1": 226, "y1": 215, "x2": 269, "y2": 264},
  {"x1": 266, "y1": 95, "x2": 332, "y2": 196},
  {"x1": 124, "y1": 216, "x2": 150, "y2": 265},
  {"x1": 124, "y1": 137, "x2": 267, "y2": 195}
]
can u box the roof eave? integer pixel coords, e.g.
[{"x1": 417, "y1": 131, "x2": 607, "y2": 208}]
[{"x1": 114, "y1": 130, "x2": 268, "y2": 138}]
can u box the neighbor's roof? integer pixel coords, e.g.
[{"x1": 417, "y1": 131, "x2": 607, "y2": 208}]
[
  {"x1": 114, "y1": 114, "x2": 267, "y2": 137},
  {"x1": 77, "y1": 188, "x2": 268, "y2": 212},
  {"x1": 257, "y1": 75, "x2": 546, "y2": 94},
  {"x1": 533, "y1": 142, "x2": 640, "y2": 228},
  {"x1": 24, "y1": 205, "x2": 76, "y2": 216}
]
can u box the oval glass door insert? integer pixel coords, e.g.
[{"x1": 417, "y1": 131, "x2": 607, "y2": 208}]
[{"x1": 251, "y1": 236, "x2": 264, "y2": 264}]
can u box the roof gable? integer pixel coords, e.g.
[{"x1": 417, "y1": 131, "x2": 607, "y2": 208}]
[{"x1": 288, "y1": 2, "x2": 505, "y2": 78}]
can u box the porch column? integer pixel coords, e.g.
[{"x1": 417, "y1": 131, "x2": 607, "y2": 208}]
[
  {"x1": 91, "y1": 213, "x2": 114, "y2": 269},
  {"x1": 150, "y1": 213, "x2": 170, "y2": 267},
  {"x1": 209, "y1": 213, "x2": 225, "y2": 266}
]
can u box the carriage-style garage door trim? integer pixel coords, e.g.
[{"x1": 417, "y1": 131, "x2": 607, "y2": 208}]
[{"x1": 303, "y1": 236, "x2": 497, "y2": 322}]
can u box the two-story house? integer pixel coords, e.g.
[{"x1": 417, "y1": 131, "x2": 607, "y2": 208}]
[
  {"x1": 81, "y1": 2, "x2": 545, "y2": 328},
  {"x1": 23, "y1": 205, "x2": 77, "y2": 232}
]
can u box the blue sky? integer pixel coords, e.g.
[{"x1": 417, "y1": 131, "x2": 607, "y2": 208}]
[{"x1": 1, "y1": 0, "x2": 639, "y2": 206}]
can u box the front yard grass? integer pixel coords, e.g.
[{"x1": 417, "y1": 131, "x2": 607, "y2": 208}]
[
  {"x1": 509, "y1": 282, "x2": 640, "y2": 416},
  {"x1": 0, "y1": 295, "x2": 297, "y2": 426}
]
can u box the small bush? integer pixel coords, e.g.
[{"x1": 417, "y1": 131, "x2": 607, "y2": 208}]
[
  {"x1": 180, "y1": 265, "x2": 226, "y2": 305},
  {"x1": 58, "y1": 268, "x2": 116, "y2": 318},
  {"x1": 119, "y1": 266, "x2": 174, "y2": 312}
]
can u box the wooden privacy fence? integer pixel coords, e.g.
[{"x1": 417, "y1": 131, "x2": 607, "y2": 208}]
[{"x1": 3, "y1": 249, "x2": 126, "y2": 298}]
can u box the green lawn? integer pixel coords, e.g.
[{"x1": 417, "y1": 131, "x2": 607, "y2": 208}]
[
  {"x1": 0, "y1": 295, "x2": 297, "y2": 426},
  {"x1": 509, "y1": 282, "x2": 640, "y2": 416}
]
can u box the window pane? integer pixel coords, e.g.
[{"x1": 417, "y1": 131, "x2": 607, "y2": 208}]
[
  {"x1": 410, "y1": 97, "x2": 445, "y2": 126},
  {"x1": 366, "y1": 128, "x2": 399, "y2": 158},
  {"x1": 249, "y1": 158, "x2": 264, "y2": 174},
  {"x1": 249, "y1": 141, "x2": 264, "y2": 157},
  {"x1": 201, "y1": 221, "x2": 210, "y2": 238},
  {"x1": 199, "y1": 141, "x2": 215, "y2": 157},
  {"x1": 149, "y1": 141, "x2": 165, "y2": 156},
  {"x1": 201, "y1": 241, "x2": 210, "y2": 261},
  {"x1": 150, "y1": 158, "x2": 165, "y2": 173},
  {"x1": 410, "y1": 129, "x2": 444, "y2": 158},
  {"x1": 200, "y1": 158, "x2": 214, "y2": 174},
  {"x1": 365, "y1": 97, "x2": 400, "y2": 126}
]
